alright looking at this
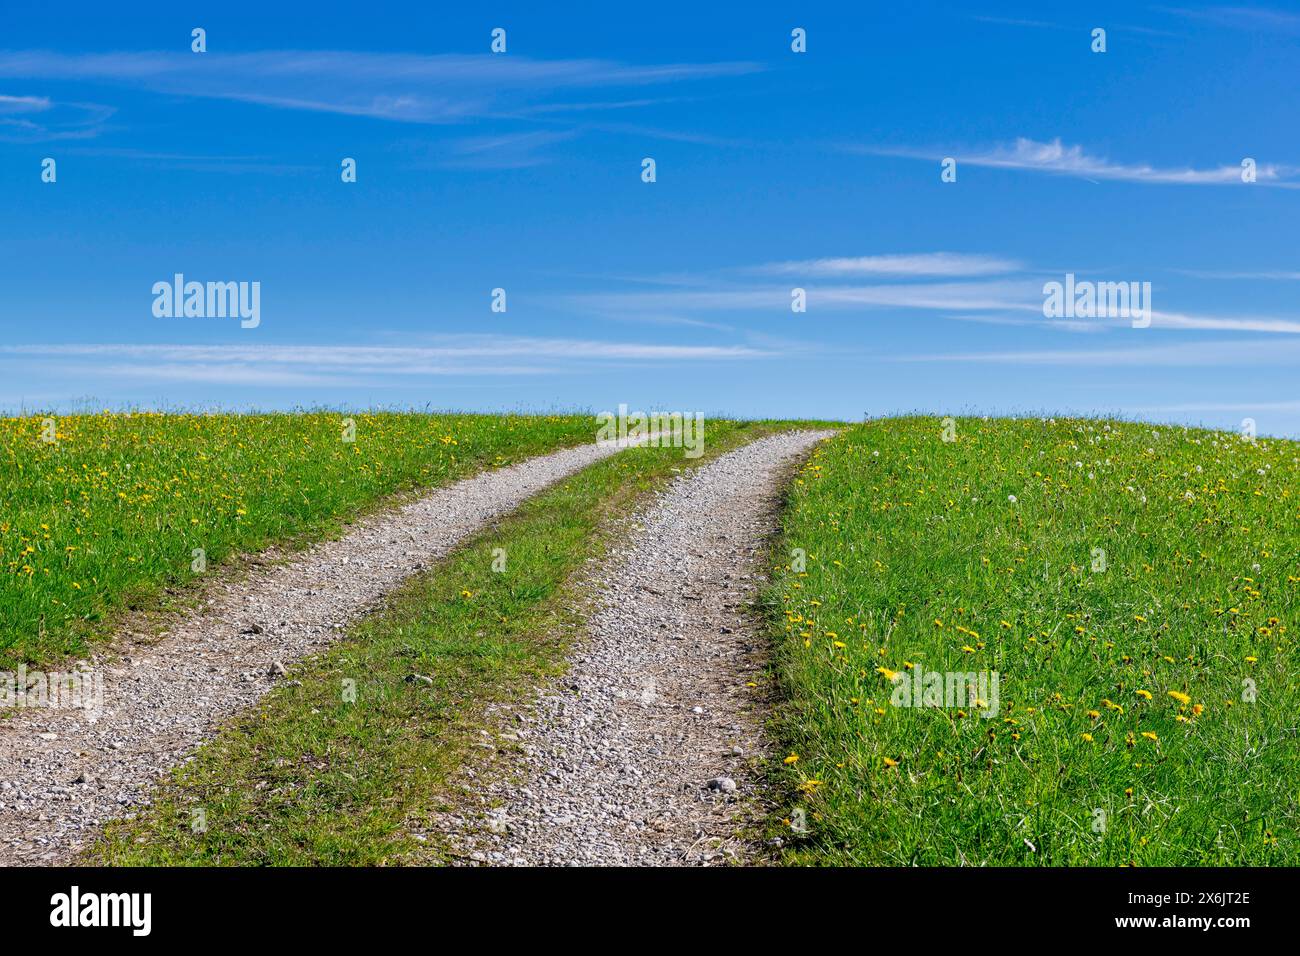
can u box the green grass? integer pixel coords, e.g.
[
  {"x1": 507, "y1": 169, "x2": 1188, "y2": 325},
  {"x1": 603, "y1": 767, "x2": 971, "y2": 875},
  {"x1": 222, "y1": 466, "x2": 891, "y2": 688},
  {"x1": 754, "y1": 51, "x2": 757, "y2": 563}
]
[
  {"x1": 0, "y1": 411, "x2": 592, "y2": 667},
  {"x1": 767, "y1": 416, "x2": 1298, "y2": 866},
  {"x1": 87, "y1": 420, "x2": 806, "y2": 866}
]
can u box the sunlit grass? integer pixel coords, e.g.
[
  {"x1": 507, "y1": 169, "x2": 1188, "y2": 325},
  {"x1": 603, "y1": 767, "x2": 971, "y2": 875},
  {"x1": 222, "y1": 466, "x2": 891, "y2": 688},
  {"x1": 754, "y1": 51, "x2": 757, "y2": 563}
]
[
  {"x1": 0, "y1": 411, "x2": 592, "y2": 667},
  {"x1": 767, "y1": 416, "x2": 1298, "y2": 865}
]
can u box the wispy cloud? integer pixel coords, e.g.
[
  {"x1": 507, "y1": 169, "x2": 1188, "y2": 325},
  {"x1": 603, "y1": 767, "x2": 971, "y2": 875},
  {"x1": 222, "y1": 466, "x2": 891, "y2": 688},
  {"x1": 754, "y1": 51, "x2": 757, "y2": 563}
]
[
  {"x1": 1149, "y1": 309, "x2": 1300, "y2": 333},
  {"x1": 59, "y1": 145, "x2": 316, "y2": 174},
  {"x1": 896, "y1": 338, "x2": 1300, "y2": 366},
  {"x1": 1173, "y1": 268, "x2": 1300, "y2": 281},
  {"x1": 442, "y1": 129, "x2": 579, "y2": 169},
  {"x1": 1159, "y1": 5, "x2": 1300, "y2": 34},
  {"x1": 0, "y1": 92, "x2": 50, "y2": 112},
  {"x1": 518, "y1": 97, "x2": 692, "y2": 115},
  {"x1": 569, "y1": 278, "x2": 1044, "y2": 318},
  {"x1": 859, "y1": 137, "x2": 1299, "y2": 186},
  {"x1": 970, "y1": 15, "x2": 1188, "y2": 39},
  {"x1": 0, "y1": 89, "x2": 113, "y2": 140},
  {"x1": 0, "y1": 49, "x2": 761, "y2": 126},
  {"x1": 970, "y1": 15, "x2": 1060, "y2": 29},
  {"x1": 565, "y1": 255, "x2": 1300, "y2": 337},
  {"x1": 757, "y1": 252, "x2": 1022, "y2": 278},
  {"x1": 0, "y1": 337, "x2": 775, "y2": 389}
]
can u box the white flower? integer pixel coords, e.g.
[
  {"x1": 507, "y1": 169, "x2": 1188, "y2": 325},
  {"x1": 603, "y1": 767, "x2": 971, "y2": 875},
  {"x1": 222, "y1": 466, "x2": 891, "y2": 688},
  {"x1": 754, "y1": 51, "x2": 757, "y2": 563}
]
[{"x1": 1008, "y1": 494, "x2": 1018, "y2": 504}]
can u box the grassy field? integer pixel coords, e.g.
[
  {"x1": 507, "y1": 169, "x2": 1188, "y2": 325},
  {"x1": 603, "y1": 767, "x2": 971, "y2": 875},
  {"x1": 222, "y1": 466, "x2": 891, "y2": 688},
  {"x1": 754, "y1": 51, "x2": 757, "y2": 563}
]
[
  {"x1": 88, "y1": 420, "x2": 789, "y2": 865},
  {"x1": 0, "y1": 412, "x2": 591, "y2": 668},
  {"x1": 767, "y1": 416, "x2": 1298, "y2": 865}
]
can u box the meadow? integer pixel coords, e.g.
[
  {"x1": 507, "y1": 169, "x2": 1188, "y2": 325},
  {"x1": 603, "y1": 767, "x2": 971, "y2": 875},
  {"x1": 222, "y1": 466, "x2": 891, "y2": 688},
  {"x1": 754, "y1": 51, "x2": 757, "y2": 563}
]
[
  {"x1": 0, "y1": 411, "x2": 592, "y2": 668},
  {"x1": 768, "y1": 416, "x2": 1298, "y2": 865}
]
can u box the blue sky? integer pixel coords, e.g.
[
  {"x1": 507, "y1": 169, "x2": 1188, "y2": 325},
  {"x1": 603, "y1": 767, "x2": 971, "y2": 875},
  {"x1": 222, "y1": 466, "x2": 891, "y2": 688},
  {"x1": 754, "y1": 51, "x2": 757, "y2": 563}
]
[{"x1": 2, "y1": 2, "x2": 1299, "y2": 432}]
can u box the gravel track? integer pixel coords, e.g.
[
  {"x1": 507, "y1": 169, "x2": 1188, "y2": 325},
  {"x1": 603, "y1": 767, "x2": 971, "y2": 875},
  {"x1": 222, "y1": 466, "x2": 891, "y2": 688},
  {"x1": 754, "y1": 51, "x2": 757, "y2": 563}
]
[
  {"x1": 0, "y1": 436, "x2": 645, "y2": 865},
  {"x1": 446, "y1": 429, "x2": 833, "y2": 866}
]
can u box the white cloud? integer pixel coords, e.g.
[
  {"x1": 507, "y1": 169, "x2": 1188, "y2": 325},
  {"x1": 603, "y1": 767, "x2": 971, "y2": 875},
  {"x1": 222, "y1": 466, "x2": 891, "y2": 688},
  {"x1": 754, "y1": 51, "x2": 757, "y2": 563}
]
[
  {"x1": 567, "y1": 267, "x2": 1300, "y2": 337},
  {"x1": 1173, "y1": 268, "x2": 1300, "y2": 281},
  {"x1": 1159, "y1": 5, "x2": 1300, "y2": 34},
  {"x1": 861, "y1": 137, "x2": 1298, "y2": 186},
  {"x1": 0, "y1": 335, "x2": 769, "y2": 366},
  {"x1": 0, "y1": 93, "x2": 50, "y2": 112},
  {"x1": 0, "y1": 90, "x2": 113, "y2": 140},
  {"x1": 1150, "y1": 309, "x2": 1300, "y2": 333},
  {"x1": 897, "y1": 338, "x2": 1300, "y2": 366},
  {"x1": 442, "y1": 129, "x2": 579, "y2": 169},
  {"x1": 570, "y1": 278, "x2": 1043, "y2": 316},
  {"x1": 96, "y1": 362, "x2": 344, "y2": 387},
  {"x1": 758, "y1": 252, "x2": 1021, "y2": 277},
  {"x1": 0, "y1": 337, "x2": 776, "y2": 394},
  {"x1": 0, "y1": 49, "x2": 761, "y2": 125}
]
